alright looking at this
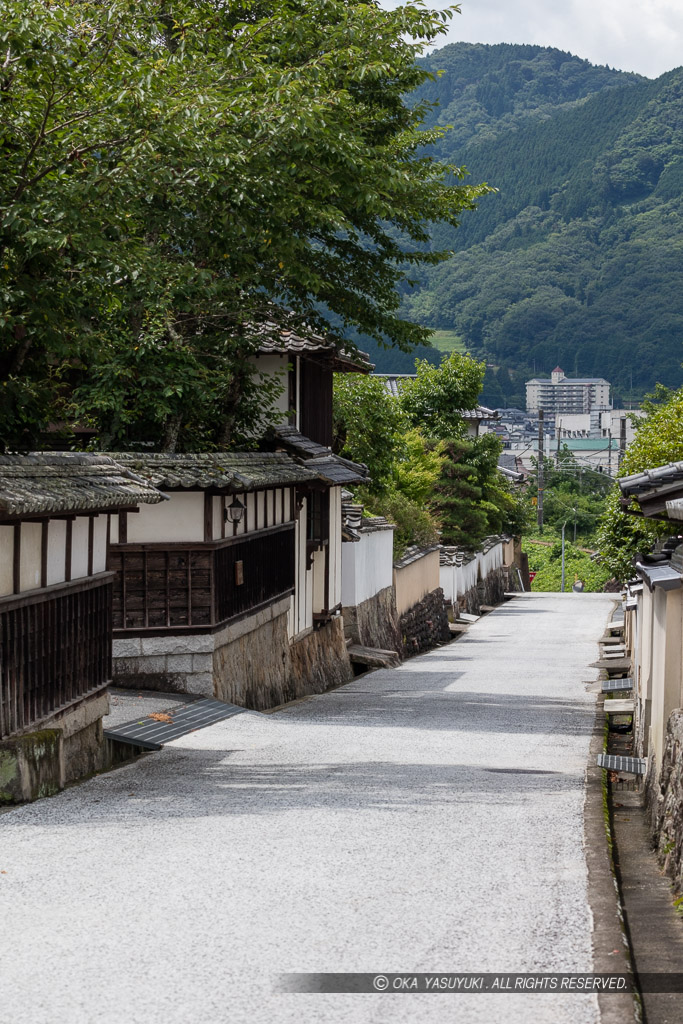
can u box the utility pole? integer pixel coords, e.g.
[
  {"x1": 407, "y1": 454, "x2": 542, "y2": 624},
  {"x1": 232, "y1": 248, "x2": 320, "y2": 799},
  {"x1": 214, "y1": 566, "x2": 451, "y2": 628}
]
[
  {"x1": 561, "y1": 522, "x2": 566, "y2": 593},
  {"x1": 537, "y1": 409, "x2": 544, "y2": 534},
  {"x1": 556, "y1": 418, "x2": 561, "y2": 468},
  {"x1": 608, "y1": 429, "x2": 612, "y2": 477},
  {"x1": 619, "y1": 416, "x2": 627, "y2": 469}
]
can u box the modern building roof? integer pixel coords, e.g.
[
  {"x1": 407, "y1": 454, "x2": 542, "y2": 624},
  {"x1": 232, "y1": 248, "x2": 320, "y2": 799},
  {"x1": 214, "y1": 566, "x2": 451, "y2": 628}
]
[
  {"x1": 526, "y1": 377, "x2": 610, "y2": 386},
  {"x1": 255, "y1": 320, "x2": 372, "y2": 373},
  {"x1": 109, "y1": 452, "x2": 319, "y2": 493},
  {"x1": 271, "y1": 426, "x2": 369, "y2": 486},
  {"x1": 497, "y1": 453, "x2": 524, "y2": 482},
  {"x1": 0, "y1": 453, "x2": 165, "y2": 519},
  {"x1": 562, "y1": 438, "x2": 619, "y2": 451}
]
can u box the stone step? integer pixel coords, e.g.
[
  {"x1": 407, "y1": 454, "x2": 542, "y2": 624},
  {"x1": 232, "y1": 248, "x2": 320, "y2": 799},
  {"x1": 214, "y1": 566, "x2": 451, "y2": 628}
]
[{"x1": 348, "y1": 645, "x2": 401, "y2": 670}]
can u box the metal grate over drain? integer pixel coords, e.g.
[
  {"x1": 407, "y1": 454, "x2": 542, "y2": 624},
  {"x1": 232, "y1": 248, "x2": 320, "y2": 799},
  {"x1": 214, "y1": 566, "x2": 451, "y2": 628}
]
[
  {"x1": 104, "y1": 698, "x2": 246, "y2": 750},
  {"x1": 602, "y1": 678, "x2": 634, "y2": 693},
  {"x1": 597, "y1": 753, "x2": 647, "y2": 775}
]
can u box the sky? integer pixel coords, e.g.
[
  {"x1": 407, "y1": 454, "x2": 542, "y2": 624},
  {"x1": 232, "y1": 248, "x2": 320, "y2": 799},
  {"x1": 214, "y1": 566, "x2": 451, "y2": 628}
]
[{"x1": 403, "y1": 0, "x2": 683, "y2": 79}]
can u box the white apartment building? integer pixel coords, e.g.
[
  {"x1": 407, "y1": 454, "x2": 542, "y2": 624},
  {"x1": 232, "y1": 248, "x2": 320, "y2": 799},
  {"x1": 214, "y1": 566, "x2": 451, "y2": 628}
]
[{"x1": 526, "y1": 366, "x2": 611, "y2": 415}]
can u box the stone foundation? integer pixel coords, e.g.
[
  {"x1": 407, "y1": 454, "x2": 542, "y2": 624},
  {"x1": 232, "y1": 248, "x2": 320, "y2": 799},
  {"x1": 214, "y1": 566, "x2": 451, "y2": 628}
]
[
  {"x1": 399, "y1": 588, "x2": 451, "y2": 659},
  {"x1": 456, "y1": 566, "x2": 507, "y2": 616},
  {"x1": 113, "y1": 597, "x2": 353, "y2": 711},
  {"x1": 650, "y1": 709, "x2": 683, "y2": 891},
  {"x1": 289, "y1": 616, "x2": 354, "y2": 699},
  {"x1": 0, "y1": 690, "x2": 110, "y2": 802},
  {"x1": 342, "y1": 586, "x2": 401, "y2": 656}
]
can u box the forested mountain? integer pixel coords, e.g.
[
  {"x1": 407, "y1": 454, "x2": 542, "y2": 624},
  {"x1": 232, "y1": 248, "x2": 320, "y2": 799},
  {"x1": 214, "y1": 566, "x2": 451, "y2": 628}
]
[{"x1": 367, "y1": 43, "x2": 683, "y2": 408}]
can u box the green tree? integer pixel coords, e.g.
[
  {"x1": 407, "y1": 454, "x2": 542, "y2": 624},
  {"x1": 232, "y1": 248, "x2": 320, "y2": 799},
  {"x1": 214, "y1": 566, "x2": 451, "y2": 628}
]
[
  {"x1": 599, "y1": 391, "x2": 683, "y2": 580},
  {"x1": 333, "y1": 374, "x2": 408, "y2": 492},
  {"x1": 398, "y1": 351, "x2": 486, "y2": 438},
  {"x1": 0, "y1": 0, "x2": 491, "y2": 451}
]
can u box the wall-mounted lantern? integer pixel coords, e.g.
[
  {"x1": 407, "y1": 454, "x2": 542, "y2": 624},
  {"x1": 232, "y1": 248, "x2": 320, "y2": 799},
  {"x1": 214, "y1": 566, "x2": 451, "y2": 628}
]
[{"x1": 224, "y1": 496, "x2": 245, "y2": 524}]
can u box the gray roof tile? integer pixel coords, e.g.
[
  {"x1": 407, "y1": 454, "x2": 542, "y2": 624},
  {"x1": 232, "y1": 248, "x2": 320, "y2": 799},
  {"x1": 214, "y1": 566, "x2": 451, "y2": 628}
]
[
  {"x1": 272, "y1": 427, "x2": 369, "y2": 485},
  {"x1": 109, "y1": 452, "x2": 319, "y2": 492},
  {"x1": 0, "y1": 453, "x2": 165, "y2": 518}
]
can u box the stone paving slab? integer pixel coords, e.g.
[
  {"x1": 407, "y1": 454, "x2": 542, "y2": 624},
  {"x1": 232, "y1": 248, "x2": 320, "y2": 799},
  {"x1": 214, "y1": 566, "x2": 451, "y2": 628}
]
[{"x1": 0, "y1": 593, "x2": 616, "y2": 1024}]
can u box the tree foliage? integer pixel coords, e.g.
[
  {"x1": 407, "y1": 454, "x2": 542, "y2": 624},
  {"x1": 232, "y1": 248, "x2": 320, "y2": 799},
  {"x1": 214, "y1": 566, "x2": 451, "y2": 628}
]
[
  {"x1": 599, "y1": 391, "x2": 683, "y2": 580},
  {"x1": 0, "y1": 0, "x2": 489, "y2": 451},
  {"x1": 332, "y1": 374, "x2": 408, "y2": 492},
  {"x1": 399, "y1": 351, "x2": 486, "y2": 438}
]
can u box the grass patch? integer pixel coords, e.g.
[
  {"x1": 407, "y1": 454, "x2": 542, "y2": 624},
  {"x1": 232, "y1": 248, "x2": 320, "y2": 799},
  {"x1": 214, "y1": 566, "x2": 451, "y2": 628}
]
[{"x1": 428, "y1": 330, "x2": 467, "y2": 354}]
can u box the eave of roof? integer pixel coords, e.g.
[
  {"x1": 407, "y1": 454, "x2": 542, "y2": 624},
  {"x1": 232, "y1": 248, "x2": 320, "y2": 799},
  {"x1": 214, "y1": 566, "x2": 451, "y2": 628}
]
[
  {"x1": 0, "y1": 453, "x2": 165, "y2": 519},
  {"x1": 255, "y1": 323, "x2": 372, "y2": 373},
  {"x1": 270, "y1": 426, "x2": 369, "y2": 486},
  {"x1": 108, "y1": 451, "x2": 319, "y2": 492},
  {"x1": 635, "y1": 561, "x2": 683, "y2": 592}
]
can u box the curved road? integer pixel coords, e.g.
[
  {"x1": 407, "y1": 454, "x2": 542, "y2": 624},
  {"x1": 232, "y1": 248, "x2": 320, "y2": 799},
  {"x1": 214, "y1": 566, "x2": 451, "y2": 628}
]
[{"x1": 0, "y1": 592, "x2": 615, "y2": 1024}]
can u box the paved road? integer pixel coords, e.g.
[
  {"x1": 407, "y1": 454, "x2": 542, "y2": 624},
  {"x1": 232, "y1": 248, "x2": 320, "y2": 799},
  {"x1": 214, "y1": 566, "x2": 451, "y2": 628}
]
[{"x1": 0, "y1": 593, "x2": 614, "y2": 1024}]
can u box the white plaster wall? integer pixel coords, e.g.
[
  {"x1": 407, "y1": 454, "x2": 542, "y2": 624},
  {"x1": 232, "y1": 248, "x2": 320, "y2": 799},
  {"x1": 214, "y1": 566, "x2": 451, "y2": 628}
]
[
  {"x1": 249, "y1": 353, "x2": 289, "y2": 416},
  {"x1": 71, "y1": 516, "x2": 90, "y2": 580},
  {"x1": 0, "y1": 525, "x2": 13, "y2": 597},
  {"x1": 46, "y1": 519, "x2": 67, "y2": 586},
  {"x1": 481, "y1": 543, "x2": 501, "y2": 582},
  {"x1": 110, "y1": 514, "x2": 119, "y2": 545},
  {"x1": 342, "y1": 528, "x2": 394, "y2": 607},
  {"x1": 93, "y1": 516, "x2": 108, "y2": 574},
  {"x1": 393, "y1": 549, "x2": 440, "y2": 617},
  {"x1": 19, "y1": 522, "x2": 42, "y2": 592},
  {"x1": 127, "y1": 491, "x2": 204, "y2": 543},
  {"x1": 651, "y1": 588, "x2": 668, "y2": 772},
  {"x1": 212, "y1": 496, "x2": 222, "y2": 540},
  {"x1": 312, "y1": 547, "x2": 326, "y2": 614},
  {"x1": 291, "y1": 497, "x2": 312, "y2": 636},
  {"x1": 329, "y1": 487, "x2": 342, "y2": 610}
]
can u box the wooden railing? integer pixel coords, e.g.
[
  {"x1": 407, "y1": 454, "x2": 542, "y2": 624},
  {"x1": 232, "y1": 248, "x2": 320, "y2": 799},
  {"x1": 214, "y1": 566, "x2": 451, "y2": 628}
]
[
  {"x1": 110, "y1": 523, "x2": 296, "y2": 634},
  {"x1": 0, "y1": 574, "x2": 113, "y2": 740}
]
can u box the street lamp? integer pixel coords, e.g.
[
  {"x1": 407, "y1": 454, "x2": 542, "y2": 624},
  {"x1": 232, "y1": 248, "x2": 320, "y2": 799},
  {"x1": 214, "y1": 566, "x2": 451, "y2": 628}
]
[{"x1": 225, "y1": 496, "x2": 245, "y2": 524}]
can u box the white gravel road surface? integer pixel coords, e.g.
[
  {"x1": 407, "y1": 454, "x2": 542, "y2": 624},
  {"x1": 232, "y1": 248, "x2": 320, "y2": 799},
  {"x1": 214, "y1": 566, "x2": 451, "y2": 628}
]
[{"x1": 0, "y1": 592, "x2": 614, "y2": 1024}]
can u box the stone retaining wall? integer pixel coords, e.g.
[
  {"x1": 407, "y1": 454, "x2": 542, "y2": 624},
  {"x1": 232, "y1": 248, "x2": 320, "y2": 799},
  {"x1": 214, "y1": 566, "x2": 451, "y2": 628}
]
[
  {"x1": 456, "y1": 566, "x2": 507, "y2": 616},
  {"x1": 113, "y1": 597, "x2": 353, "y2": 711},
  {"x1": 651, "y1": 709, "x2": 683, "y2": 891},
  {"x1": 342, "y1": 585, "x2": 401, "y2": 655},
  {"x1": 399, "y1": 588, "x2": 450, "y2": 659}
]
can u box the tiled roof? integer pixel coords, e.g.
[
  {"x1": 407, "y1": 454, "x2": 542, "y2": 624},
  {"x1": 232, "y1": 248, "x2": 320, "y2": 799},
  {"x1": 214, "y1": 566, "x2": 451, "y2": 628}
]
[
  {"x1": 256, "y1": 321, "x2": 372, "y2": 373},
  {"x1": 619, "y1": 462, "x2": 683, "y2": 497},
  {"x1": 0, "y1": 453, "x2": 165, "y2": 518},
  {"x1": 109, "y1": 452, "x2": 319, "y2": 492},
  {"x1": 271, "y1": 426, "x2": 369, "y2": 486},
  {"x1": 618, "y1": 462, "x2": 683, "y2": 519}
]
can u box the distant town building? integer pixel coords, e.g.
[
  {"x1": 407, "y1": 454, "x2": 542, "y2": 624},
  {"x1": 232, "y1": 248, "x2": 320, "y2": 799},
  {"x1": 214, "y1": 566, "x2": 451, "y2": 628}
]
[{"x1": 525, "y1": 367, "x2": 611, "y2": 415}]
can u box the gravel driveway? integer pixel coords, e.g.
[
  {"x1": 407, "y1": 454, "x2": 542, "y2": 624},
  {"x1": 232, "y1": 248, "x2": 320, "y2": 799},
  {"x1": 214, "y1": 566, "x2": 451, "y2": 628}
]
[{"x1": 0, "y1": 592, "x2": 614, "y2": 1024}]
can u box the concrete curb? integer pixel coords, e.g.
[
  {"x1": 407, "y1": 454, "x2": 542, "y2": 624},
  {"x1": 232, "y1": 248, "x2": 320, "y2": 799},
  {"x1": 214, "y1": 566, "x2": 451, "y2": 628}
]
[{"x1": 585, "y1": 700, "x2": 641, "y2": 1023}]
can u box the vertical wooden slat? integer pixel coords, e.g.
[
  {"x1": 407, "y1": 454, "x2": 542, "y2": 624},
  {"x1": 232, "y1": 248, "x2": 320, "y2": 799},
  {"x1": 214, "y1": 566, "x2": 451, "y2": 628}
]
[
  {"x1": 13, "y1": 524, "x2": 21, "y2": 595},
  {"x1": 165, "y1": 550, "x2": 170, "y2": 628},
  {"x1": 143, "y1": 550, "x2": 149, "y2": 628},
  {"x1": 87, "y1": 516, "x2": 94, "y2": 578},
  {"x1": 65, "y1": 519, "x2": 72, "y2": 583},
  {"x1": 204, "y1": 492, "x2": 213, "y2": 543},
  {"x1": 40, "y1": 521, "x2": 49, "y2": 589}
]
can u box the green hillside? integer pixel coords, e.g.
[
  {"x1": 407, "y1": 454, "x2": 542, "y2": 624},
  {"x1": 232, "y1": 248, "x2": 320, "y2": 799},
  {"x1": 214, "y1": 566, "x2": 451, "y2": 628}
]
[{"x1": 382, "y1": 43, "x2": 683, "y2": 406}]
